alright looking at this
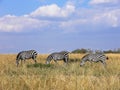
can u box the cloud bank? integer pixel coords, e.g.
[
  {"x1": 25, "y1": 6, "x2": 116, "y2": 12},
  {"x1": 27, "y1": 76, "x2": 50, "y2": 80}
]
[
  {"x1": 90, "y1": 0, "x2": 119, "y2": 4},
  {"x1": 30, "y1": 3, "x2": 75, "y2": 18},
  {"x1": 0, "y1": 0, "x2": 120, "y2": 32}
]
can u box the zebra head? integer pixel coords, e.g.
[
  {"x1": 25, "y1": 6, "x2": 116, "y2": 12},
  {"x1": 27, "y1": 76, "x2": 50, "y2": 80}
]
[
  {"x1": 80, "y1": 60, "x2": 85, "y2": 66},
  {"x1": 80, "y1": 54, "x2": 90, "y2": 67},
  {"x1": 46, "y1": 55, "x2": 53, "y2": 64}
]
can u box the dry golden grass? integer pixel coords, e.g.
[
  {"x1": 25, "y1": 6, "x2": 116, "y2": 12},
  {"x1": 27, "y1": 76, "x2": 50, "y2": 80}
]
[{"x1": 0, "y1": 54, "x2": 120, "y2": 90}]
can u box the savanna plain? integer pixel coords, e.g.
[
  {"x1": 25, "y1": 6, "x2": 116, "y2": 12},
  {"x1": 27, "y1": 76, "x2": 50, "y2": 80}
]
[{"x1": 0, "y1": 54, "x2": 120, "y2": 90}]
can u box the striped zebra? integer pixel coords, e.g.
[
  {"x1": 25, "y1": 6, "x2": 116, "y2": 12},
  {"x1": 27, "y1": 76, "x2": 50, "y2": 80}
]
[
  {"x1": 16, "y1": 50, "x2": 37, "y2": 67},
  {"x1": 80, "y1": 53, "x2": 109, "y2": 67},
  {"x1": 46, "y1": 51, "x2": 69, "y2": 65}
]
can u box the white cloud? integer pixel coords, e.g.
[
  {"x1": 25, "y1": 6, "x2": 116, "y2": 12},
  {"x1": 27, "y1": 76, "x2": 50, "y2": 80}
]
[
  {"x1": 0, "y1": 3, "x2": 75, "y2": 32},
  {"x1": 0, "y1": 15, "x2": 50, "y2": 32},
  {"x1": 90, "y1": 0, "x2": 119, "y2": 5},
  {"x1": 59, "y1": 8, "x2": 120, "y2": 32},
  {"x1": 59, "y1": 19, "x2": 87, "y2": 32},
  {"x1": 0, "y1": 1, "x2": 120, "y2": 33},
  {"x1": 92, "y1": 9, "x2": 120, "y2": 27},
  {"x1": 0, "y1": 8, "x2": 120, "y2": 32},
  {"x1": 30, "y1": 3, "x2": 75, "y2": 18}
]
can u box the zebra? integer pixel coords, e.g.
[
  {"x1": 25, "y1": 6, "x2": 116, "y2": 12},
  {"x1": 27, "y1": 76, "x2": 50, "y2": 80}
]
[
  {"x1": 46, "y1": 51, "x2": 69, "y2": 65},
  {"x1": 80, "y1": 53, "x2": 109, "y2": 67},
  {"x1": 16, "y1": 50, "x2": 37, "y2": 67}
]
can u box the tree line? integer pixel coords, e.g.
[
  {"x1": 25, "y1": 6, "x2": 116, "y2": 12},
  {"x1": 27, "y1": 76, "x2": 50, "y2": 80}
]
[{"x1": 71, "y1": 48, "x2": 120, "y2": 54}]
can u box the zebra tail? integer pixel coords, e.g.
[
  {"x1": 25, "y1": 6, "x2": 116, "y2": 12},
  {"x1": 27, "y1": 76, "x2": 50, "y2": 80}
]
[{"x1": 106, "y1": 56, "x2": 109, "y2": 60}]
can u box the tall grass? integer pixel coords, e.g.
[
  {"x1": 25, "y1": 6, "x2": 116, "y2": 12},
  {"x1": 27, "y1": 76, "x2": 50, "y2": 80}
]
[{"x1": 0, "y1": 54, "x2": 120, "y2": 90}]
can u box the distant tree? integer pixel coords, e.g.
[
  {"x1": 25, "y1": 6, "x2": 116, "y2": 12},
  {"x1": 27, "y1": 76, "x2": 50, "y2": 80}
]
[
  {"x1": 104, "y1": 50, "x2": 113, "y2": 53},
  {"x1": 72, "y1": 48, "x2": 120, "y2": 54},
  {"x1": 71, "y1": 48, "x2": 88, "y2": 54},
  {"x1": 116, "y1": 48, "x2": 120, "y2": 53},
  {"x1": 104, "y1": 48, "x2": 120, "y2": 53}
]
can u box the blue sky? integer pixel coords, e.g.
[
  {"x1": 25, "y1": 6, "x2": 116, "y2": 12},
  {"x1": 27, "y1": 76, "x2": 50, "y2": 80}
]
[{"x1": 0, "y1": 0, "x2": 120, "y2": 53}]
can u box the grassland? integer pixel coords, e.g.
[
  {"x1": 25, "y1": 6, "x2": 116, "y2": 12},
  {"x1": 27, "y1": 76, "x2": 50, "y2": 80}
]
[{"x1": 0, "y1": 54, "x2": 120, "y2": 90}]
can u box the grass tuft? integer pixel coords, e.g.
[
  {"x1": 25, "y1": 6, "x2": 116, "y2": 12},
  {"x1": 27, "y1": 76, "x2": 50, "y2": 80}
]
[{"x1": 27, "y1": 63, "x2": 54, "y2": 68}]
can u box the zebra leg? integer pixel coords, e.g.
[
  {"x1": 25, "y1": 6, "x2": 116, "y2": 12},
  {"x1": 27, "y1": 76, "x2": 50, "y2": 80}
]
[
  {"x1": 46, "y1": 59, "x2": 52, "y2": 64},
  {"x1": 100, "y1": 60, "x2": 107, "y2": 68},
  {"x1": 33, "y1": 59, "x2": 37, "y2": 64},
  {"x1": 16, "y1": 59, "x2": 20, "y2": 67},
  {"x1": 32, "y1": 56, "x2": 37, "y2": 64},
  {"x1": 54, "y1": 60, "x2": 59, "y2": 65},
  {"x1": 35, "y1": 60, "x2": 37, "y2": 63},
  {"x1": 23, "y1": 59, "x2": 26, "y2": 63},
  {"x1": 63, "y1": 57, "x2": 68, "y2": 65},
  {"x1": 21, "y1": 60, "x2": 23, "y2": 66},
  {"x1": 46, "y1": 55, "x2": 52, "y2": 64},
  {"x1": 65, "y1": 56, "x2": 68, "y2": 63},
  {"x1": 80, "y1": 60, "x2": 85, "y2": 67},
  {"x1": 89, "y1": 61, "x2": 93, "y2": 66},
  {"x1": 46, "y1": 60, "x2": 50, "y2": 64}
]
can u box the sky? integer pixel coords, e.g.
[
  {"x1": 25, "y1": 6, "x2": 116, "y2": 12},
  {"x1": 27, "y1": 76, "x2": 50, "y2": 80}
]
[{"x1": 0, "y1": 0, "x2": 120, "y2": 53}]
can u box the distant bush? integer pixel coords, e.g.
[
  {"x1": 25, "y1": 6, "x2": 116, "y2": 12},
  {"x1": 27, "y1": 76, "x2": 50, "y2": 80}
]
[
  {"x1": 104, "y1": 48, "x2": 120, "y2": 53},
  {"x1": 71, "y1": 48, "x2": 88, "y2": 54},
  {"x1": 71, "y1": 48, "x2": 120, "y2": 54}
]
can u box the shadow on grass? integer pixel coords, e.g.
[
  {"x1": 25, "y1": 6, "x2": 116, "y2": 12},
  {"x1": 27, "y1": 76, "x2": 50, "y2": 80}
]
[
  {"x1": 69, "y1": 58, "x2": 81, "y2": 63},
  {"x1": 27, "y1": 63, "x2": 54, "y2": 68}
]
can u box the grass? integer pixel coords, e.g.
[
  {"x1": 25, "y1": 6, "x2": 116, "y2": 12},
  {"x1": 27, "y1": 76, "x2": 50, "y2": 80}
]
[{"x1": 0, "y1": 54, "x2": 120, "y2": 90}]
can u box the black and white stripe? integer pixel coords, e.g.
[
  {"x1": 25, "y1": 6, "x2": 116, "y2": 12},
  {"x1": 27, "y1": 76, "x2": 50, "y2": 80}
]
[
  {"x1": 16, "y1": 50, "x2": 37, "y2": 67},
  {"x1": 46, "y1": 51, "x2": 69, "y2": 65},
  {"x1": 80, "y1": 53, "x2": 109, "y2": 67}
]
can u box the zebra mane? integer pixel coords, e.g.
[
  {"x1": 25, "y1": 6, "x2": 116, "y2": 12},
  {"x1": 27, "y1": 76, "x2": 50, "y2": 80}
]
[
  {"x1": 86, "y1": 49, "x2": 104, "y2": 54},
  {"x1": 95, "y1": 50, "x2": 104, "y2": 54},
  {"x1": 59, "y1": 51, "x2": 69, "y2": 55}
]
